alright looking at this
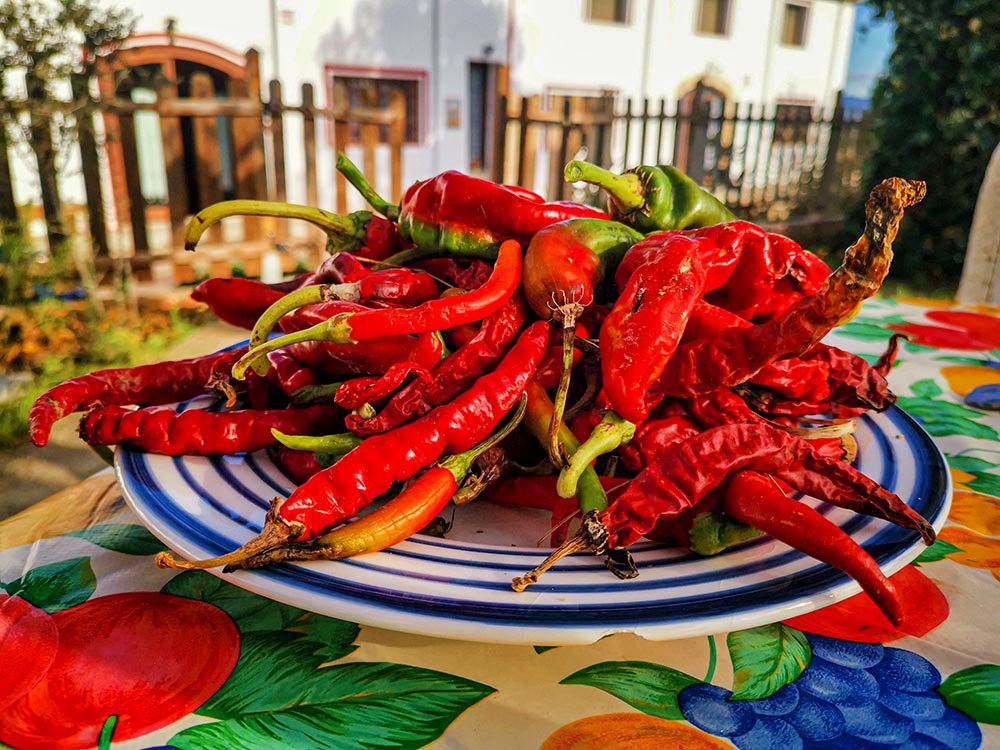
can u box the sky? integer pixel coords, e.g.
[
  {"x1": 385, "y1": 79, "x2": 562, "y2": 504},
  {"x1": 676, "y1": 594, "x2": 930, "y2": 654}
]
[{"x1": 843, "y1": 3, "x2": 896, "y2": 103}]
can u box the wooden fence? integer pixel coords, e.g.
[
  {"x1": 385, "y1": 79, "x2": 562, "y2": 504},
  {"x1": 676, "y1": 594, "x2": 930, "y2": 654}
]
[
  {"x1": 0, "y1": 47, "x2": 406, "y2": 281},
  {"x1": 493, "y1": 83, "x2": 873, "y2": 222}
]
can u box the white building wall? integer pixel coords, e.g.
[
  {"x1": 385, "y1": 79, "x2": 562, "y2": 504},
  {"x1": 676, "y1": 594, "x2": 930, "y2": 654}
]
[{"x1": 6, "y1": 0, "x2": 854, "y2": 220}]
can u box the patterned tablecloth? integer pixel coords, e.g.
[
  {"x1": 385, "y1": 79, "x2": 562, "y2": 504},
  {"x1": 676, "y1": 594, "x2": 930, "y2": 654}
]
[{"x1": 1, "y1": 298, "x2": 999, "y2": 750}]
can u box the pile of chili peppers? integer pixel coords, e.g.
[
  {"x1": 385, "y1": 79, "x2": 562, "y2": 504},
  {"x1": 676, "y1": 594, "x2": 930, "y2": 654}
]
[{"x1": 29, "y1": 152, "x2": 931, "y2": 626}]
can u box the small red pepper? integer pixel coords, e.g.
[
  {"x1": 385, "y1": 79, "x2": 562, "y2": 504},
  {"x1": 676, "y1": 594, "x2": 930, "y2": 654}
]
[
  {"x1": 157, "y1": 321, "x2": 549, "y2": 570},
  {"x1": 347, "y1": 295, "x2": 528, "y2": 435},
  {"x1": 337, "y1": 153, "x2": 608, "y2": 259},
  {"x1": 29, "y1": 348, "x2": 245, "y2": 447},
  {"x1": 80, "y1": 403, "x2": 340, "y2": 456},
  {"x1": 600, "y1": 237, "x2": 707, "y2": 423},
  {"x1": 333, "y1": 362, "x2": 432, "y2": 410},
  {"x1": 234, "y1": 240, "x2": 523, "y2": 378},
  {"x1": 723, "y1": 470, "x2": 905, "y2": 624}
]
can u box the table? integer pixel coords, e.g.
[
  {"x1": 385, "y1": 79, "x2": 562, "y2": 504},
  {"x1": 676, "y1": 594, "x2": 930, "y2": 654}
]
[{"x1": 2, "y1": 299, "x2": 999, "y2": 750}]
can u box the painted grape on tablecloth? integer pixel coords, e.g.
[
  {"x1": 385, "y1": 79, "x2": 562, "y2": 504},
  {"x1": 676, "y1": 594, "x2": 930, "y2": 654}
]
[{"x1": 545, "y1": 628, "x2": 999, "y2": 750}]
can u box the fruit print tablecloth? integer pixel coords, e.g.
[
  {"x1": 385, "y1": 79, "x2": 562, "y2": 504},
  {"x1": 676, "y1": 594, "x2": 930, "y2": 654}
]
[{"x1": 1, "y1": 298, "x2": 999, "y2": 750}]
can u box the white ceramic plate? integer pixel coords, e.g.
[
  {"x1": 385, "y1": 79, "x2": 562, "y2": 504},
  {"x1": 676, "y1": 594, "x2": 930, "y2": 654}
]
[{"x1": 118, "y1": 395, "x2": 951, "y2": 646}]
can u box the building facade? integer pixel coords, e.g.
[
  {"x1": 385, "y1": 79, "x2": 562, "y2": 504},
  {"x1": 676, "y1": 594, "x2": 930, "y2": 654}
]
[{"x1": 8, "y1": 0, "x2": 856, "y2": 246}]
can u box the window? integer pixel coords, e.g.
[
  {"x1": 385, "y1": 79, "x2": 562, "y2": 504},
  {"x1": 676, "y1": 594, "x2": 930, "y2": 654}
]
[
  {"x1": 330, "y1": 73, "x2": 423, "y2": 144},
  {"x1": 586, "y1": 0, "x2": 628, "y2": 24},
  {"x1": 696, "y1": 0, "x2": 732, "y2": 36},
  {"x1": 774, "y1": 102, "x2": 812, "y2": 143},
  {"x1": 780, "y1": 2, "x2": 809, "y2": 47}
]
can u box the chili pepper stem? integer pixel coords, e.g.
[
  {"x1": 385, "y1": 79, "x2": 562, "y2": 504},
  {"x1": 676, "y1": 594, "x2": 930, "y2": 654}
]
[
  {"x1": 547, "y1": 296, "x2": 585, "y2": 466},
  {"x1": 184, "y1": 199, "x2": 363, "y2": 251},
  {"x1": 272, "y1": 429, "x2": 363, "y2": 454},
  {"x1": 155, "y1": 498, "x2": 305, "y2": 570},
  {"x1": 557, "y1": 412, "x2": 636, "y2": 501},
  {"x1": 563, "y1": 160, "x2": 645, "y2": 211},
  {"x1": 377, "y1": 246, "x2": 440, "y2": 268},
  {"x1": 292, "y1": 382, "x2": 342, "y2": 405},
  {"x1": 511, "y1": 510, "x2": 609, "y2": 592},
  {"x1": 232, "y1": 315, "x2": 355, "y2": 381},
  {"x1": 249, "y1": 282, "x2": 361, "y2": 355},
  {"x1": 336, "y1": 152, "x2": 401, "y2": 221}
]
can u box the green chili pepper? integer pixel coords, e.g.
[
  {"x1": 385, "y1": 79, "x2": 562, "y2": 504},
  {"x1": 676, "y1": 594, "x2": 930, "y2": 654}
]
[{"x1": 564, "y1": 160, "x2": 735, "y2": 232}]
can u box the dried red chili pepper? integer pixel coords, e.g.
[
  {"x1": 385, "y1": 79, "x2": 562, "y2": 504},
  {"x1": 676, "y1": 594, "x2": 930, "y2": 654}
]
[
  {"x1": 619, "y1": 413, "x2": 702, "y2": 471},
  {"x1": 658, "y1": 178, "x2": 925, "y2": 398},
  {"x1": 276, "y1": 300, "x2": 445, "y2": 376},
  {"x1": 337, "y1": 153, "x2": 608, "y2": 259},
  {"x1": 347, "y1": 295, "x2": 528, "y2": 435},
  {"x1": 512, "y1": 423, "x2": 934, "y2": 590},
  {"x1": 600, "y1": 237, "x2": 707, "y2": 423},
  {"x1": 28, "y1": 348, "x2": 246, "y2": 447},
  {"x1": 80, "y1": 403, "x2": 340, "y2": 456},
  {"x1": 333, "y1": 362, "x2": 432, "y2": 410},
  {"x1": 723, "y1": 470, "x2": 905, "y2": 624},
  {"x1": 233, "y1": 398, "x2": 527, "y2": 568},
  {"x1": 265, "y1": 349, "x2": 319, "y2": 398},
  {"x1": 234, "y1": 240, "x2": 523, "y2": 378},
  {"x1": 183, "y1": 199, "x2": 401, "y2": 259},
  {"x1": 411, "y1": 258, "x2": 494, "y2": 290},
  {"x1": 156, "y1": 321, "x2": 549, "y2": 570},
  {"x1": 191, "y1": 278, "x2": 286, "y2": 330}
]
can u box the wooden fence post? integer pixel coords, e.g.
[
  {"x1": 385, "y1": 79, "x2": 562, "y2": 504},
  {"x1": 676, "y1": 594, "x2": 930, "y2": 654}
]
[
  {"x1": 818, "y1": 90, "x2": 845, "y2": 204},
  {"x1": 515, "y1": 96, "x2": 530, "y2": 188},
  {"x1": 268, "y1": 79, "x2": 287, "y2": 202},
  {"x1": 233, "y1": 48, "x2": 266, "y2": 239},
  {"x1": 301, "y1": 82, "x2": 319, "y2": 208},
  {"x1": 115, "y1": 103, "x2": 149, "y2": 254},
  {"x1": 156, "y1": 65, "x2": 190, "y2": 244},
  {"x1": 69, "y1": 74, "x2": 109, "y2": 257},
  {"x1": 0, "y1": 117, "x2": 19, "y2": 225},
  {"x1": 190, "y1": 72, "x2": 223, "y2": 208},
  {"x1": 492, "y1": 93, "x2": 508, "y2": 184},
  {"x1": 553, "y1": 97, "x2": 572, "y2": 199}
]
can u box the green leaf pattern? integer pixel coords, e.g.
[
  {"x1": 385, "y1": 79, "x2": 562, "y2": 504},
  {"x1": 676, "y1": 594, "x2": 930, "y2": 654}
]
[{"x1": 727, "y1": 624, "x2": 812, "y2": 701}]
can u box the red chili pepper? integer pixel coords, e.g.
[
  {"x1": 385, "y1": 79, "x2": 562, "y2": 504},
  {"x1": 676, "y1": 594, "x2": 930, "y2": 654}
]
[
  {"x1": 28, "y1": 348, "x2": 246, "y2": 447},
  {"x1": 722, "y1": 470, "x2": 905, "y2": 624},
  {"x1": 191, "y1": 278, "x2": 286, "y2": 329},
  {"x1": 681, "y1": 302, "x2": 832, "y2": 400},
  {"x1": 80, "y1": 403, "x2": 340, "y2": 456},
  {"x1": 513, "y1": 422, "x2": 934, "y2": 591},
  {"x1": 334, "y1": 362, "x2": 432, "y2": 410},
  {"x1": 658, "y1": 178, "x2": 925, "y2": 398},
  {"x1": 347, "y1": 295, "x2": 528, "y2": 435},
  {"x1": 157, "y1": 321, "x2": 549, "y2": 570},
  {"x1": 619, "y1": 414, "x2": 702, "y2": 471},
  {"x1": 603, "y1": 423, "x2": 934, "y2": 548},
  {"x1": 600, "y1": 237, "x2": 707, "y2": 423},
  {"x1": 236, "y1": 398, "x2": 527, "y2": 568},
  {"x1": 265, "y1": 349, "x2": 319, "y2": 398},
  {"x1": 271, "y1": 445, "x2": 324, "y2": 485},
  {"x1": 234, "y1": 241, "x2": 523, "y2": 378},
  {"x1": 278, "y1": 300, "x2": 445, "y2": 376},
  {"x1": 183, "y1": 199, "x2": 401, "y2": 259},
  {"x1": 411, "y1": 258, "x2": 494, "y2": 290},
  {"x1": 337, "y1": 153, "x2": 608, "y2": 258}
]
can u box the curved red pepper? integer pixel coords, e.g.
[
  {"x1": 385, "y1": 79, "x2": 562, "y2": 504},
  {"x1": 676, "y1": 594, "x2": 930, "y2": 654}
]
[
  {"x1": 28, "y1": 348, "x2": 246, "y2": 447},
  {"x1": 603, "y1": 423, "x2": 934, "y2": 548},
  {"x1": 347, "y1": 295, "x2": 528, "y2": 435},
  {"x1": 601, "y1": 238, "x2": 707, "y2": 423},
  {"x1": 334, "y1": 362, "x2": 432, "y2": 410},
  {"x1": 80, "y1": 403, "x2": 341, "y2": 456}
]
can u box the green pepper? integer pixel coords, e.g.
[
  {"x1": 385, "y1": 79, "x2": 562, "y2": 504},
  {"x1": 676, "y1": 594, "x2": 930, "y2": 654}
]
[{"x1": 564, "y1": 160, "x2": 736, "y2": 233}]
